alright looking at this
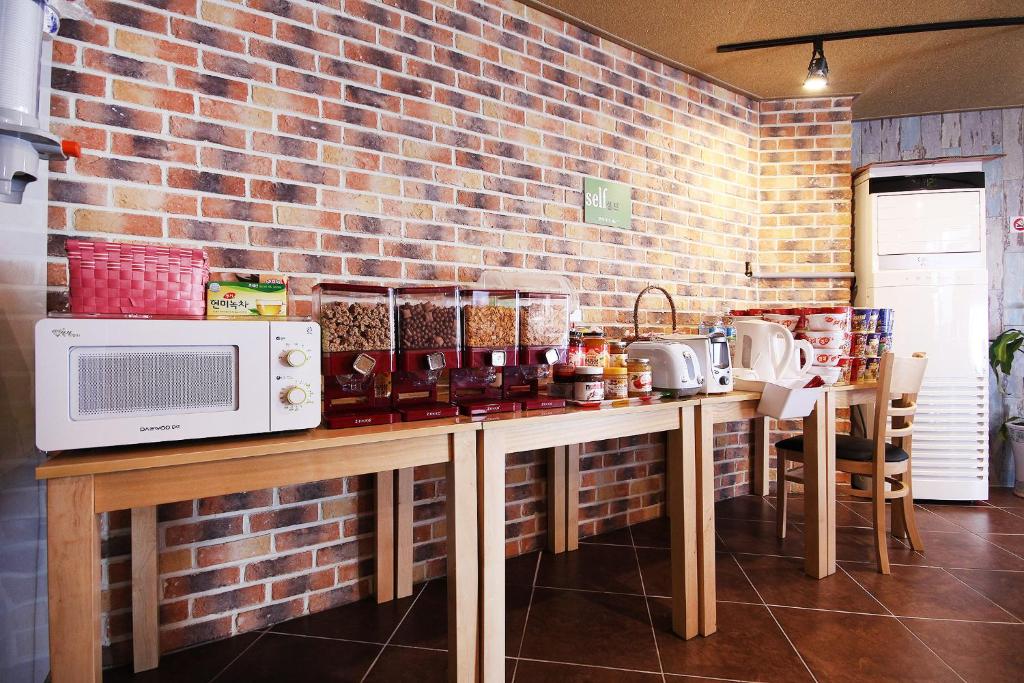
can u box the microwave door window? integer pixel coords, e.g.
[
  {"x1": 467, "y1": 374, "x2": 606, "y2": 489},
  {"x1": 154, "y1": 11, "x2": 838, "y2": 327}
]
[{"x1": 69, "y1": 345, "x2": 239, "y2": 421}]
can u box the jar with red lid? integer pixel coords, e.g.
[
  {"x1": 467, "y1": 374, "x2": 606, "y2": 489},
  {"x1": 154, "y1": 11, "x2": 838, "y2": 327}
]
[{"x1": 566, "y1": 330, "x2": 584, "y2": 367}]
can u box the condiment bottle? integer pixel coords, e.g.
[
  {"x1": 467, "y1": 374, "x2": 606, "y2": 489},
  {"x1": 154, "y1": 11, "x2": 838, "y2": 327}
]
[
  {"x1": 573, "y1": 366, "x2": 605, "y2": 402},
  {"x1": 582, "y1": 332, "x2": 608, "y2": 367},
  {"x1": 627, "y1": 357, "x2": 653, "y2": 398},
  {"x1": 548, "y1": 362, "x2": 576, "y2": 399},
  {"x1": 603, "y1": 366, "x2": 628, "y2": 400},
  {"x1": 566, "y1": 330, "x2": 584, "y2": 367},
  {"x1": 608, "y1": 341, "x2": 628, "y2": 368}
]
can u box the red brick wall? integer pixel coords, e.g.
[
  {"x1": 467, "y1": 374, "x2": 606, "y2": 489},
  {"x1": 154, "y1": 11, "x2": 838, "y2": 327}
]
[{"x1": 46, "y1": 0, "x2": 851, "y2": 662}]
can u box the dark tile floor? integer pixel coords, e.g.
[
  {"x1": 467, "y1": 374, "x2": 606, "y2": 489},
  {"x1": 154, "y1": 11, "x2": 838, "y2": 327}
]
[{"x1": 107, "y1": 489, "x2": 1024, "y2": 682}]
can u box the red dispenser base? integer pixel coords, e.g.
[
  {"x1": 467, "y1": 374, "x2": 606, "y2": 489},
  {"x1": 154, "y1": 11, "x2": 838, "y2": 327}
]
[
  {"x1": 398, "y1": 402, "x2": 460, "y2": 421},
  {"x1": 520, "y1": 396, "x2": 566, "y2": 411},
  {"x1": 457, "y1": 399, "x2": 520, "y2": 416},
  {"x1": 323, "y1": 409, "x2": 398, "y2": 429}
]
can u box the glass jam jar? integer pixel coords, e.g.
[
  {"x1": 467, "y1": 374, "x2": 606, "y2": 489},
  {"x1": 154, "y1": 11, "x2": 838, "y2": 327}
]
[
  {"x1": 566, "y1": 330, "x2": 584, "y2": 367},
  {"x1": 573, "y1": 366, "x2": 604, "y2": 402},
  {"x1": 548, "y1": 362, "x2": 576, "y2": 399},
  {"x1": 603, "y1": 366, "x2": 628, "y2": 400},
  {"x1": 627, "y1": 357, "x2": 653, "y2": 398},
  {"x1": 608, "y1": 341, "x2": 628, "y2": 368},
  {"x1": 582, "y1": 332, "x2": 608, "y2": 367}
]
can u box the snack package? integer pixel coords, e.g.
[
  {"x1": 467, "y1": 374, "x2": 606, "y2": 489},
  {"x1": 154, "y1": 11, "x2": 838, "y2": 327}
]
[{"x1": 207, "y1": 275, "x2": 288, "y2": 317}]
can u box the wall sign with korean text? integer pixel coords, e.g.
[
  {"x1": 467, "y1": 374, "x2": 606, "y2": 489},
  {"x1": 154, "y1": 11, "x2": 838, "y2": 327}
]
[{"x1": 583, "y1": 177, "x2": 632, "y2": 229}]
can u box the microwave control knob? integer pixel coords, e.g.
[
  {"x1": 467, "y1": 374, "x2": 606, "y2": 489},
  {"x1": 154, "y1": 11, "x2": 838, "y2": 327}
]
[
  {"x1": 283, "y1": 349, "x2": 307, "y2": 367},
  {"x1": 283, "y1": 386, "x2": 307, "y2": 406}
]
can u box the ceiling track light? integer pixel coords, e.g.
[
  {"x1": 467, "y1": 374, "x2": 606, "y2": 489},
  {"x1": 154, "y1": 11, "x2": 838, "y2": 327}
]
[
  {"x1": 716, "y1": 15, "x2": 1024, "y2": 92},
  {"x1": 803, "y1": 40, "x2": 828, "y2": 91}
]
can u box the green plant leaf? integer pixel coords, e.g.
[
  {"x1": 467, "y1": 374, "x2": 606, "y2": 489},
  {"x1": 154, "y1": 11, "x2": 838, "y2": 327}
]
[{"x1": 989, "y1": 330, "x2": 1024, "y2": 387}]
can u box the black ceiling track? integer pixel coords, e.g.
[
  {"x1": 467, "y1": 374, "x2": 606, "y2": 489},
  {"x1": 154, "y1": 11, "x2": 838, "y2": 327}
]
[{"x1": 717, "y1": 16, "x2": 1024, "y2": 52}]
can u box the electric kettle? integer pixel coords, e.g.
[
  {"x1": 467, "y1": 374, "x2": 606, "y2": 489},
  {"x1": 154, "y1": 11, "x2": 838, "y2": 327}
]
[{"x1": 734, "y1": 320, "x2": 812, "y2": 381}]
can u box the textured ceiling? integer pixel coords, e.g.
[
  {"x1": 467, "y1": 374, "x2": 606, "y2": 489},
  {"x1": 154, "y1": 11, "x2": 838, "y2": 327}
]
[{"x1": 524, "y1": 0, "x2": 1024, "y2": 119}]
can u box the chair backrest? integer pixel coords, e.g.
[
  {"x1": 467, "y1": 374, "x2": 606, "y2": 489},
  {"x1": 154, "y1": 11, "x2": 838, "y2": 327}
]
[{"x1": 871, "y1": 352, "x2": 928, "y2": 468}]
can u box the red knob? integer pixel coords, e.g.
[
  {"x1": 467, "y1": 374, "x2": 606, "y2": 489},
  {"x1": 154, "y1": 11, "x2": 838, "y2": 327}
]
[{"x1": 61, "y1": 140, "x2": 82, "y2": 158}]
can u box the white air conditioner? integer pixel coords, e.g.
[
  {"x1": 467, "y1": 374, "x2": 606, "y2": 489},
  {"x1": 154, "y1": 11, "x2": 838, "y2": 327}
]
[{"x1": 854, "y1": 160, "x2": 988, "y2": 501}]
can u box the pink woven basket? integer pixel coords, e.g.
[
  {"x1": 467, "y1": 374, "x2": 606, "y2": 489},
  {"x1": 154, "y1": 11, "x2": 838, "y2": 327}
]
[{"x1": 66, "y1": 239, "x2": 209, "y2": 317}]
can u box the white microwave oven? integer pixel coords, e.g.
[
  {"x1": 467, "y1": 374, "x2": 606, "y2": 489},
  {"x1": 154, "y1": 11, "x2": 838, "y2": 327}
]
[{"x1": 35, "y1": 318, "x2": 321, "y2": 451}]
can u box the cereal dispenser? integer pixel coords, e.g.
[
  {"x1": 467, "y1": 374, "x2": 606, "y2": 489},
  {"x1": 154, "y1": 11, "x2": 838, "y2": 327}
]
[
  {"x1": 392, "y1": 286, "x2": 461, "y2": 421},
  {"x1": 450, "y1": 289, "x2": 520, "y2": 415},
  {"x1": 314, "y1": 283, "x2": 397, "y2": 428},
  {"x1": 503, "y1": 291, "x2": 570, "y2": 410}
]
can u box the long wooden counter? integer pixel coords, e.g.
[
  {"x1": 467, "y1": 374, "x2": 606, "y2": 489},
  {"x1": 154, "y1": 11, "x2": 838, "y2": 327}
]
[
  {"x1": 37, "y1": 419, "x2": 482, "y2": 683},
  {"x1": 39, "y1": 383, "x2": 878, "y2": 683}
]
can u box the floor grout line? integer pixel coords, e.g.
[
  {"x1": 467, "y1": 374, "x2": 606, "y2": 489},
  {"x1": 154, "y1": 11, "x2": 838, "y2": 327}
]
[
  {"x1": 208, "y1": 627, "x2": 271, "y2": 683},
  {"x1": 732, "y1": 553, "x2": 820, "y2": 683},
  {"x1": 358, "y1": 579, "x2": 428, "y2": 683},
  {"x1": 837, "y1": 526, "x2": 969, "y2": 683},
  {"x1": 939, "y1": 566, "x2": 1024, "y2": 624},
  {"x1": 133, "y1": 495, "x2": 1024, "y2": 682},
  {"x1": 509, "y1": 550, "x2": 544, "y2": 683},
  {"x1": 628, "y1": 523, "x2": 667, "y2": 683},
  {"x1": 513, "y1": 655, "x2": 665, "y2": 678}
]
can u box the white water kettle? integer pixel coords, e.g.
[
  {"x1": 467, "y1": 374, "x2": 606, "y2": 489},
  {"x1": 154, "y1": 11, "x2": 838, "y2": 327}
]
[{"x1": 734, "y1": 320, "x2": 812, "y2": 381}]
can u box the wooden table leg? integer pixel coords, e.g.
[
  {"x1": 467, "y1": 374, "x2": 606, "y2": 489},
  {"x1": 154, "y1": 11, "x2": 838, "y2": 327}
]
[
  {"x1": 566, "y1": 444, "x2": 580, "y2": 552},
  {"x1": 824, "y1": 391, "x2": 837, "y2": 575},
  {"x1": 695, "y1": 405, "x2": 717, "y2": 636},
  {"x1": 375, "y1": 471, "x2": 395, "y2": 604},
  {"x1": 752, "y1": 416, "x2": 770, "y2": 497},
  {"x1": 478, "y1": 431, "x2": 506, "y2": 682},
  {"x1": 667, "y1": 405, "x2": 698, "y2": 639},
  {"x1": 547, "y1": 446, "x2": 567, "y2": 554},
  {"x1": 47, "y1": 476, "x2": 102, "y2": 683},
  {"x1": 131, "y1": 507, "x2": 159, "y2": 672},
  {"x1": 802, "y1": 396, "x2": 830, "y2": 579},
  {"x1": 396, "y1": 467, "x2": 414, "y2": 599},
  {"x1": 447, "y1": 432, "x2": 479, "y2": 683}
]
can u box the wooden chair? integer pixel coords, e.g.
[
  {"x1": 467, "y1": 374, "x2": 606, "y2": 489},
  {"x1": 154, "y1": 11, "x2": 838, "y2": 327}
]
[{"x1": 774, "y1": 352, "x2": 929, "y2": 574}]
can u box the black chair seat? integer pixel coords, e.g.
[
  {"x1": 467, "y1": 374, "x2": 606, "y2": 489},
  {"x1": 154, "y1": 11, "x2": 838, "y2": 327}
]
[{"x1": 776, "y1": 434, "x2": 909, "y2": 463}]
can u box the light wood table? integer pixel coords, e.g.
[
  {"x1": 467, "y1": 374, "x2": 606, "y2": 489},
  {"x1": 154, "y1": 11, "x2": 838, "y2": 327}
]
[
  {"x1": 698, "y1": 384, "x2": 878, "y2": 584},
  {"x1": 36, "y1": 420, "x2": 482, "y2": 683},
  {"x1": 476, "y1": 399, "x2": 704, "y2": 683}
]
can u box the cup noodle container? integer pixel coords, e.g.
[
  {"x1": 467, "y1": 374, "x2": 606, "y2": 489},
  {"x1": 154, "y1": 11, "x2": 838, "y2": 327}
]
[
  {"x1": 851, "y1": 333, "x2": 868, "y2": 357},
  {"x1": 876, "y1": 308, "x2": 894, "y2": 333},
  {"x1": 837, "y1": 357, "x2": 852, "y2": 385},
  {"x1": 878, "y1": 332, "x2": 894, "y2": 355},
  {"x1": 815, "y1": 366, "x2": 842, "y2": 385},
  {"x1": 804, "y1": 308, "x2": 851, "y2": 332},
  {"x1": 811, "y1": 349, "x2": 843, "y2": 367},
  {"x1": 851, "y1": 308, "x2": 879, "y2": 333},
  {"x1": 850, "y1": 357, "x2": 866, "y2": 384},
  {"x1": 801, "y1": 330, "x2": 848, "y2": 349},
  {"x1": 763, "y1": 312, "x2": 801, "y2": 332}
]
